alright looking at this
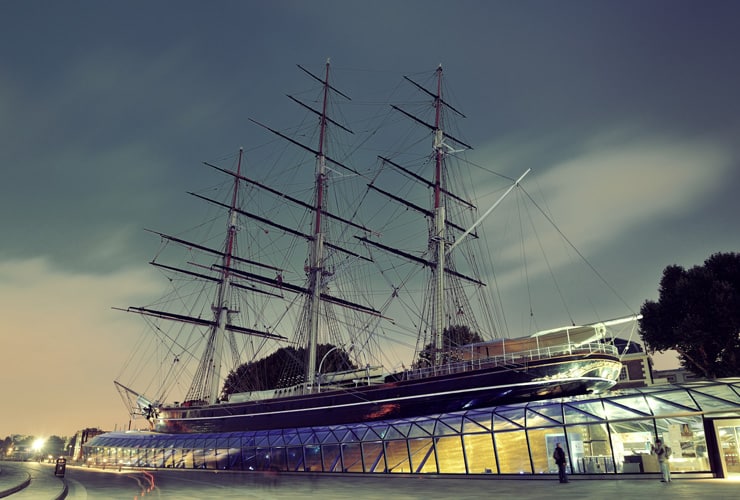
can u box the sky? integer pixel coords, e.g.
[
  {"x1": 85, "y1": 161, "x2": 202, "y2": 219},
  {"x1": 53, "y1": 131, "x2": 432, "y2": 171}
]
[{"x1": 1, "y1": 1, "x2": 739, "y2": 438}]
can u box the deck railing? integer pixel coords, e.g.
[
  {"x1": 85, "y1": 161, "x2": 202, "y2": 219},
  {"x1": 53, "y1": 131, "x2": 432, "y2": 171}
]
[{"x1": 401, "y1": 342, "x2": 619, "y2": 381}]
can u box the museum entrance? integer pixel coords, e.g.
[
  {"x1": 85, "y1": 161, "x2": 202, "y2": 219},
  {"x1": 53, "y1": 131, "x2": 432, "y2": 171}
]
[{"x1": 712, "y1": 419, "x2": 740, "y2": 478}]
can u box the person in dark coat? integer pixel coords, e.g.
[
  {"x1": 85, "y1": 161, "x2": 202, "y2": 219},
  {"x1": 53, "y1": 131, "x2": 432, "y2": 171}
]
[{"x1": 553, "y1": 442, "x2": 568, "y2": 483}]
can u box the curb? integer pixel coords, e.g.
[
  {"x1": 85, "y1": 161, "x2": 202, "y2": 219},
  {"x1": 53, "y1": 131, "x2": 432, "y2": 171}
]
[{"x1": 0, "y1": 472, "x2": 31, "y2": 498}]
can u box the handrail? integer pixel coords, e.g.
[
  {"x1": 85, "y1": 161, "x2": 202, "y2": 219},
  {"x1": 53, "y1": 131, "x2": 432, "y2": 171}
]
[{"x1": 402, "y1": 342, "x2": 619, "y2": 381}]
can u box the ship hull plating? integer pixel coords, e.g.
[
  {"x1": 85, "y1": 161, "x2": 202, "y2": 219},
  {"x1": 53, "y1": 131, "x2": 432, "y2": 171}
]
[{"x1": 153, "y1": 354, "x2": 620, "y2": 433}]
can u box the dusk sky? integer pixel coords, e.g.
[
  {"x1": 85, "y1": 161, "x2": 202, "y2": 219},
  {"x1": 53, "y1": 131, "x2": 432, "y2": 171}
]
[{"x1": 2, "y1": 1, "x2": 739, "y2": 439}]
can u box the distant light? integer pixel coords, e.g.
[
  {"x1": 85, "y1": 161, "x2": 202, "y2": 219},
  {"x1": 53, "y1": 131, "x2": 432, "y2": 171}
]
[{"x1": 32, "y1": 438, "x2": 45, "y2": 452}]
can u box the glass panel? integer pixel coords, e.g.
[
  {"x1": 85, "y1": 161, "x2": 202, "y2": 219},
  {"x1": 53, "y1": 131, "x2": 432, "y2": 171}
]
[
  {"x1": 463, "y1": 410, "x2": 492, "y2": 432},
  {"x1": 608, "y1": 420, "x2": 655, "y2": 473},
  {"x1": 362, "y1": 441, "x2": 386, "y2": 473},
  {"x1": 602, "y1": 399, "x2": 649, "y2": 420},
  {"x1": 408, "y1": 423, "x2": 432, "y2": 438},
  {"x1": 343, "y1": 429, "x2": 362, "y2": 443},
  {"x1": 462, "y1": 433, "x2": 496, "y2": 474},
  {"x1": 286, "y1": 446, "x2": 304, "y2": 472},
  {"x1": 391, "y1": 422, "x2": 413, "y2": 438},
  {"x1": 434, "y1": 419, "x2": 460, "y2": 436},
  {"x1": 192, "y1": 448, "x2": 206, "y2": 469},
  {"x1": 689, "y1": 391, "x2": 738, "y2": 412},
  {"x1": 314, "y1": 430, "x2": 332, "y2": 443},
  {"x1": 350, "y1": 426, "x2": 368, "y2": 441},
  {"x1": 493, "y1": 408, "x2": 525, "y2": 430},
  {"x1": 525, "y1": 408, "x2": 562, "y2": 428},
  {"x1": 321, "y1": 444, "x2": 342, "y2": 472},
  {"x1": 526, "y1": 402, "x2": 564, "y2": 424},
  {"x1": 692, "y1": 382, "x2": 740, "y2": 405},
  {"x1": 372, "y1": 424, "x2": 391, "y2": 440},
  {"x1": 438, "y1": 416, "x2": 463, "y2": 433},
  {"x1": 384, "y1": 426, "x2": 406, "y2": 440},
  {"x1": 607, "y1": 395, "x2": 652, "y2": 416},
  {"x1": 385, "y1": 440, "x2": 411, "y2": 473},
  {"x1": 655, "y1": 416, "x2": 711, "y2": 472},
  {"x1": 408, "y1": 438, "x2": 435, "y2": 473},
  {"x1": 304, "y1": 445, "x2": 323, "y2": 472},
  {"x1": 164, "y1": 448, "x2": 177, "y2": 468},
  {"x1": 568, "y1": 423, "x2": 613, "y2": 474},
  {"x1": 494, "y1": 431, "x2": 531, "y2": 474},
  {"x1": 283, "y1": 431, "x2": 301, "y2": 445},
  {"x1": 717, "y1": 421, "x2": 740, "y2": 474},
  {"x1": 436, "y1": 435, "x2": 466, "y2": 473},
  {"x1": 241, "y1": 447, "x2": 257, "y2": 471},
  {"x1": 527, "y1": 427, "x2": 565, "y2": 474},
  {"x1": 646, "y1": 392, "x2": 700, "y2": 414},
  {"x1": 270, "y1": 446, "x2": 287, "y2": 471},
  {"x1": 364, "y1": 426, "x2": 385, "y2": 441},
  {"x1": 253, "y1": 447, "x2": 271, "y2": 471},
  {"x1": 564, "y1": 401, "x2": 605, "y2": 423},
  {"x1": 266, "y1": 430, "x2": 283, "y2": 447},
  {"x1": 342, "y1": 442, "x2": 364, "y2": 472},
  {"x1": 226, "y1": 448, "x2": 242, "y2": 470}
]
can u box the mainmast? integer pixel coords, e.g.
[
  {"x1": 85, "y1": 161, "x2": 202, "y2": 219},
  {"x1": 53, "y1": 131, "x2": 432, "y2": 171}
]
[{"x1": 305, "y1": 59, "x2": 332, "y2": 392}]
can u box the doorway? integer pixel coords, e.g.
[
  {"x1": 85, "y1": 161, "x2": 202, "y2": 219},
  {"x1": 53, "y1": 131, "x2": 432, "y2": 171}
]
[{"x1": 713, "y1": 419, "x2": 740, "y2": 478}]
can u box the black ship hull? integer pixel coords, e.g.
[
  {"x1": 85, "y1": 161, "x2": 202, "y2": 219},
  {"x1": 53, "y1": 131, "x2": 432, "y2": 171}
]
[{"x1": 152, "y1": 353, "x2": 620, "y2": 433}]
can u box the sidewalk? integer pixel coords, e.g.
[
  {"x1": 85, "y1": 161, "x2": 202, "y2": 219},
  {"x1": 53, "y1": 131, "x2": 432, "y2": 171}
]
[
  {"x1": 0, "y1": 462, "x2": 66, "y2": 500},
  {"x1": 3, "y1": 461, "x2": 740, "y2": 500}
]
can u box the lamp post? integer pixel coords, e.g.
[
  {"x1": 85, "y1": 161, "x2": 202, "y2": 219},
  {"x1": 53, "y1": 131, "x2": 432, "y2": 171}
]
[
  {"x1": 317, "y1": 345, "x2": 340, "y2": 392},
  {"x1": 317, "y1": 344, "x2": 353, "y2": 392}
]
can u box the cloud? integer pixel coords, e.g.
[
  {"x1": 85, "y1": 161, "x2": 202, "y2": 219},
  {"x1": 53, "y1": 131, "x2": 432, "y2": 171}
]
[
  {"x1": 0, "y1": 257, "x2": 160, "y2": 436},
  {"x1": 476, "y1": 129, "x2": 734, "y2": 288}
]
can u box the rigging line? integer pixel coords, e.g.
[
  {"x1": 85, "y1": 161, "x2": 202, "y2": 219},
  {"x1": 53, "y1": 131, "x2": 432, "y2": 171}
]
[
  {"x1": 520, "y1": 186, "x2": 638, "y2": 315},
  {"x1": 522, "y1": 191, "x2": 575, "y2": 326},
  {"x1": 460, "y1": 155, "x2": 525, "y2": 183},
  {"x1": 515, "y1": 194, "x2": 536, "y2": 331}
]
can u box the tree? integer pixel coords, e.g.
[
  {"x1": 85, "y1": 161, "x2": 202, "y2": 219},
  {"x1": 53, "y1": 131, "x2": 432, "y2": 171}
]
[
  {"x1": 639, "y1": 252, "x2": 740, "y2": 378},
  {"x1": 221, "y1": 344, "x2": 356, "y2": 398},
  {"x1": 414, "y1": 324, "x2": 483, "y2": 368},
  {"x1": 46, "y1": 436, "x2": 67, "y2": 457},
  {"x1": 1, "y1": 436, "x2": 12, "y2": 456}
]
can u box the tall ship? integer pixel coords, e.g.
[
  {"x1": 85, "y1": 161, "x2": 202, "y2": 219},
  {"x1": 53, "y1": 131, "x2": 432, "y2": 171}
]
[{"x1": 115, "y1": 61, "x2": 638, "y2": 434}]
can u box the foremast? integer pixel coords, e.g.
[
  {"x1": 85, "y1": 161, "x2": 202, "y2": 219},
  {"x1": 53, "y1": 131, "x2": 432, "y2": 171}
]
[{"x1": 186, "y1": 148, "x2": 244, "y2": 405}]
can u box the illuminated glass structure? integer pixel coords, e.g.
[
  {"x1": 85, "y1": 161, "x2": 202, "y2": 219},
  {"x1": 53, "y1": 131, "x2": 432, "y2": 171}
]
[{"x1": 84, "y1": 378, "x2": 740, "y2": 477}]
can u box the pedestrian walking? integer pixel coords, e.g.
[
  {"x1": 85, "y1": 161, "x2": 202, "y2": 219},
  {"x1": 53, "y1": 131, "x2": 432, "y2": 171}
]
[
  {"x1": 651, "y1": 438, "x2": 672, "y2": 482},
  {"x1": 553, "y1": 442, "x2": 568, "y2": 483}
]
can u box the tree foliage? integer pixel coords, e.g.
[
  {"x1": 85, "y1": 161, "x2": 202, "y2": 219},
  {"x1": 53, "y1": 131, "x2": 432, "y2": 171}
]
[
  {"x1": 414, "y1": 324, "x2": 483, "y2": 368},
  {"x1": 639, "y1": 252, "x2": 740, "y2": 378},
  {"x1": 221, "y1": 344, "x2": 356, "y2": 398}
]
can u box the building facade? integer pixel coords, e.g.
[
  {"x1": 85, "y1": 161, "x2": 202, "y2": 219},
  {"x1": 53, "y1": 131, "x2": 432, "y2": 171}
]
[{"x1": 84, "y1": 378, "x2": 740, "y2": 478}]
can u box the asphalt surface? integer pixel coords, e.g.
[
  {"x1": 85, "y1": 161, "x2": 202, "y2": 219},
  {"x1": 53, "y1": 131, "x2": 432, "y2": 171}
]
[{"x1": 2, "y1": 461, "x2": 740, "y2": 499}]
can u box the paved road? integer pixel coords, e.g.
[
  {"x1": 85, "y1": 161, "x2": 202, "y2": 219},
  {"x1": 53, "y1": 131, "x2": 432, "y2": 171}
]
[{"x1": 3, "y1": 462, "x2": 740, "y2": 499}]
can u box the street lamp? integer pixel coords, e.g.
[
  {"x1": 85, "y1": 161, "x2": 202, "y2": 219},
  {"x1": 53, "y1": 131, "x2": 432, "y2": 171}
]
[
  {"x1": 32, "y1": 438, "x2": 45, "y2": 462},
  {"x1": 317, "y1": 344, "x2": 353, "y2": 392}
]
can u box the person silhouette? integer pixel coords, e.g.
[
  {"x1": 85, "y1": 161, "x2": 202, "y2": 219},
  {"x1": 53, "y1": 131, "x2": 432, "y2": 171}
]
[{"x1": 553, "y1": 442, "x2": 568, "y2": 483}]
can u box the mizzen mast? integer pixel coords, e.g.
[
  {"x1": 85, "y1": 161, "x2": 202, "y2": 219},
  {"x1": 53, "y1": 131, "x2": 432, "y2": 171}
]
[{"x1": 431, "y1": 65, "x2": 447, "y2": 366}]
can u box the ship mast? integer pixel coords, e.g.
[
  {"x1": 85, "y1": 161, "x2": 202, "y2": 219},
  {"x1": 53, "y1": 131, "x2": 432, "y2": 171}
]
[
  {"x1": 305, "y1": 59, "x2": 332, "y2": 392},
  {"x1": 432, "y1": 65, "x2": 446, "y2": 366},
  {"x1": 189, "y1": 147, "x2": 244, "y2": 405},
  {"x1": 246, "y1": 60, "x2": 363, "y2": 393}
]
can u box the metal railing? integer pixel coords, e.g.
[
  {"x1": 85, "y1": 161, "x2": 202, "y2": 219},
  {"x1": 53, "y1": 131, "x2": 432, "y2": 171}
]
[{"x1": 401, "y1": 342, "x2": 619, "y2": 381}]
